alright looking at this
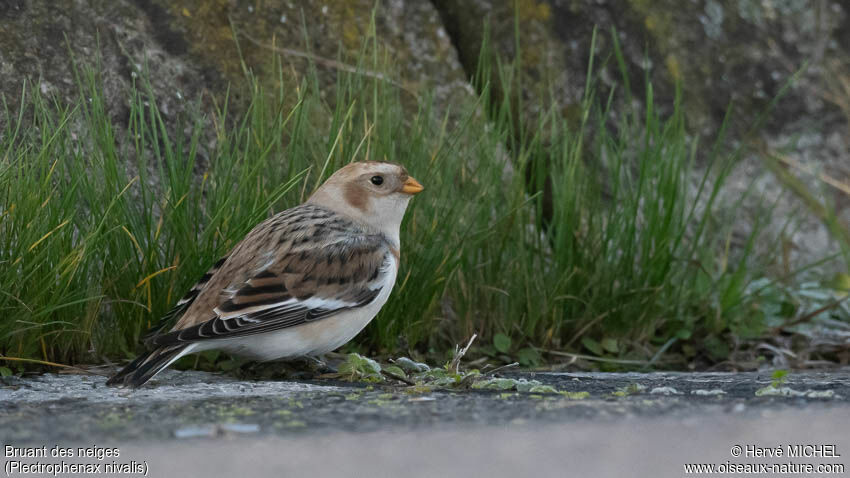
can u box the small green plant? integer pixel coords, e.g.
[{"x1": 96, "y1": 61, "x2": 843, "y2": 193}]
[
  {"x1": 612, "y1": 384, "x2": 648, "y2": 397},
  {"x1": 771, "y1": 369, "x2": 789, "y2": 388},
  {"x1": 337, "y1": 353, "x2": 383, "y2": 382}
]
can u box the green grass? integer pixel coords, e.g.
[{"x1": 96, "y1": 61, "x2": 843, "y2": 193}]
[{"x1": 0, "y1": 28, "x2": 839, "y2": 370}]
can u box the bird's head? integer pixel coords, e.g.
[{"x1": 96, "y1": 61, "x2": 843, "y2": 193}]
[{"x1": 308, "y1": 161, "x2": 423, "y2": 242}]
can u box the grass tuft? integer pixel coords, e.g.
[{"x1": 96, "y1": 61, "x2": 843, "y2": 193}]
[{"x1": 0, "y1": 26, "x2": 838, "y2": 369}]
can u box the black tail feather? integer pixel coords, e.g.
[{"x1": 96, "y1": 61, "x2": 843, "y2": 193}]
[
  {"x1": 105, "y1": 351, "x2": 152, "y2": 387},
  {"x1": 106, "y1": 345, "x2": 187, "y2": 388}
]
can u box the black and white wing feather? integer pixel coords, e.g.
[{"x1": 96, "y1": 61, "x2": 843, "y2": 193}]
[
  {"x1": 141, "y1": 256, "x2": 229, "y2": 344},
  {"x1": 149, "y1": 234, "x2": 394, "y2": 346}
]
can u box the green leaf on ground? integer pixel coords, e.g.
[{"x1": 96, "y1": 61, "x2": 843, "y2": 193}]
[
  {"x1": 601, "y1": 338, "x2": 619, "y2": 353},
  {"x1": 383, "y1": 365, "x2": 407, "y2": 378},
  {"x1": 493, "y1": 333, "x2": 512, "y2": 354},
  {"x1": 581, "y1": 337, "x2": 604, "y2": 355},
  {"x1": 517, "y1": 348, "x2": 542, "y2": 367}
]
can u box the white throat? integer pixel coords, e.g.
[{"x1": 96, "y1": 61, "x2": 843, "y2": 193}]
[{"x1": 365, "y1": 194, "x2": 410, "y2": 247}]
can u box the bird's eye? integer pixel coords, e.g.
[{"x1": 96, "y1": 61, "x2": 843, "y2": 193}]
[{"x1": 370, "y1": 175, "x2": 384, "y2": 186}]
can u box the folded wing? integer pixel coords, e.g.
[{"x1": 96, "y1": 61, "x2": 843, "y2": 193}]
[{"x1": 149, "y1": 235, "x2": 392, "y2": 346}]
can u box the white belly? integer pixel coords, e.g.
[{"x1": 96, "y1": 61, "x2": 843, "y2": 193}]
[{"x1": 205, "y1": 256, "x2": 398, "y2": 360}]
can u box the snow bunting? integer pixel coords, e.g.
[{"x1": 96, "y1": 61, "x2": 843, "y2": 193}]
[{"x1": 107, "y1": 161, "x2": 423, "y2": 388}]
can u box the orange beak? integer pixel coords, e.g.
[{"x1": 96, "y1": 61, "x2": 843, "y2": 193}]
[{"x1": 401, "y1": 176, "x2": 424, "y2": 195}]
